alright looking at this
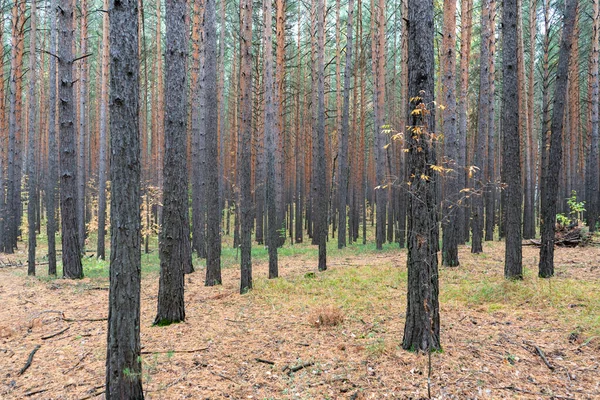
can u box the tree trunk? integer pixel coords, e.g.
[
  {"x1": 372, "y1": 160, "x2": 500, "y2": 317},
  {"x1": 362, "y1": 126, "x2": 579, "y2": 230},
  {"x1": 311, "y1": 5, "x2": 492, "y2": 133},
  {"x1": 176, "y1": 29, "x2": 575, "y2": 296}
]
[
  {"x1": 77, "y1": 0, "x2": 88, "y2": 252},
  {"x1": 263, "y1": 0, "x2": 279, "y2": 278},
  {"x1": 458, "y1": 0, "x2": 472, "y2": 244},
  {"x1": 239, "y1": 0, "x2": 253, "y2": 293},
  {"x1": 105, "y1": 0, "x2": 144, "y2": 394},
  {"x1": 191, "y1": 0, "x2": 207, "y2": 259},
  {"x1": 97, "y1": 0, "x2": 110, "y2": 260},
  {"x1": 539, "y1": 0, "x2": 578, "y2": 278},
  {"x1": 205, "y1": 0, "x2": 222, "y2": 285},
  {"x1": 502, "y1": 0, "x2": 523, "y2": 279},
  {"x1": 471, "y1": 0, "x2": 492, "y2": 254},
  {"x1": 337, "y1": 0, "x2": 354, "y2": 249},
  {"x1": 315, "y1": 0, "x2": 327, "y2": 271},
  {"x1": 46, "y1": 0, "x2": 58, "y2": 275},
  {"x1": 523, "y1": 0, "x2": 538, "y2": 239},
  {"x1": 155, "y1": 0, "x2": 193, "y2": 324},
  {"x1": 587, "y1": 0, "x2": 599, "y2": 232},
  {"x1": 403, "y1": 0, "x2": 441, "y2": 353},
  {"x1": 372, "y1": 0, "x2": 386, "y2": 250},
  {"x1": 58, "y1": 0, "x2": 83, "y2": 278},
  {"x1": 441, "y1": 0, "x2": 459, "y2": 267},
  {"x1": 27, "y1": 0, "x2": 38, "y2": 276},
  {"x1": 485, "y1": 1, "x2": 496, "y2": 241}
]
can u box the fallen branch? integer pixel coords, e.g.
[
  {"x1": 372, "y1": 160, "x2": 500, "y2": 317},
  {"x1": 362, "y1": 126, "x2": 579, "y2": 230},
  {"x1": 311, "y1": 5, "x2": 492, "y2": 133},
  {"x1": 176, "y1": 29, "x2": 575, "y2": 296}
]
[
  {"x1": 42, "y1": 326, "x2": 70, "y2": 340},
  {"x1": 25, "y1": 388, "x2": 49, "y2": 397},
  {"x1": 65, "y1": 351, "x2": 91, "y2": 373},
  {"x1": 19, "y1": 345, "x2": 41, "y2": 375},
  {"x1": 525, "y1": 341, "x2": 554, "y2": 370},
  {"x1": 62, "y1": 316, "x2": 108, "y2": 322},
  {"x1": 209, "y1": 370, "x2": 238, "y2": 383},
  {"x1": 78, "y1": 386, "x2": 104, "y2": 400},
  {"x1": 140, "y1": 347, "x2": 208, "y2": 355},
  {"x1": 255, "y1": 358, "x2": 275, "y2": 365},
  {"x1": 283, "y1": 361, "x2": 314, "y2": 375}
]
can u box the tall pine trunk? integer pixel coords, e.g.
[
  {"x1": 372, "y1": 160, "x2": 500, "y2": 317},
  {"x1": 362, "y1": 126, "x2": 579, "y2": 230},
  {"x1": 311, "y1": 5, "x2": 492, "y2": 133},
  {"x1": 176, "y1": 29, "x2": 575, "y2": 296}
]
[
  {"x1": 441, "y1": 0, "x2": 459, "y2": 267},
  {"x1": 502, "y1": 0, "x2": 523, "y2": 279},
  {"x1": 239, "y1": 0, "x2": 253, "y2": 293},
  {"x1": 105, "y1": 0, "x2": 144, "y2": 394},
  {"x1": 403, "y1": 0, "x2": 441, "y2": 353},
  {"x1": 155, "y1": 0, "x2": 193, "y2": 324},
  {"x1": 97, "y1": 0, "x2": 110, "y2": 260},
  {"x1": 205, "y1": 0, "x2": 222, "y2": 285},
  {"x1": 27, "y1": 0, "x2": 38, "y2": 275},
  {"x1": 58, "y1": 0, "x2": 83, "y2": 278},
  {"x1": 539, "y1": 0, "x2": 578, "y2": 278},
  {"x1": 337, "y1": 0, "x2": 354, "y2": 249}
]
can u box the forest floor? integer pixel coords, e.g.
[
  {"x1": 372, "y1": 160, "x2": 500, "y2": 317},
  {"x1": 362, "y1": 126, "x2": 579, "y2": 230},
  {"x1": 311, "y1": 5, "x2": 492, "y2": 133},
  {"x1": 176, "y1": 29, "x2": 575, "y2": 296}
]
[{"x1": 0, "y1": 236, "x2": 599, "y2": 399}]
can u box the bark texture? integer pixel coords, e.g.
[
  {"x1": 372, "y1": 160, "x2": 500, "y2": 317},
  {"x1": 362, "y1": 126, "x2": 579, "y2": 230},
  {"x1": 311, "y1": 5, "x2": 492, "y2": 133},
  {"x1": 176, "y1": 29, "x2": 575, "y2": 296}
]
[
  {"x1": 58, "y1": 0, "x2": 83, "y2": 278},
  {"x1": 441, "y1": 0, "x2": 459, "y2": 267},
  {"x1": 539, "y1": 0, "x2": 578, "y2": 278},
  {"x1": 155, "y1": 0, "x2": 193, "y2": 324},
  {"x1": 402, "y1": 0, "x2": 441, "y2": 353},
  {"x1": 105, "y1": 0, "x2": 144, "y2": 395},
  {"x1": 502, "y1": 0, "x2": 523, "y2": 279}
]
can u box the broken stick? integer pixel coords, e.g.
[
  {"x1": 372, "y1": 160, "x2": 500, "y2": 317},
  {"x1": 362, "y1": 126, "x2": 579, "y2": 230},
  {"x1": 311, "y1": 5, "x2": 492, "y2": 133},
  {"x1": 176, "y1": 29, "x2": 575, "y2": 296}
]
[
  {"x1": 42, "y1": 326, "x2": 70, "y2": 340},
  {"x1": 19, "y1": 345, "x2": 41, "y2": 375}
]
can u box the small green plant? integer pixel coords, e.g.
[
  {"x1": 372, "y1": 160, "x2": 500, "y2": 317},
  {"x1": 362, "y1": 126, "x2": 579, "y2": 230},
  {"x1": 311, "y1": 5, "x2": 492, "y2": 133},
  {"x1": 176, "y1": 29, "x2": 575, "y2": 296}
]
[
  {"x1": 556, "y1": 213, "x2": 570, "y2": 226},
  {"x1": 566, "y1": 190, "x2": 585, "y2": 223}
]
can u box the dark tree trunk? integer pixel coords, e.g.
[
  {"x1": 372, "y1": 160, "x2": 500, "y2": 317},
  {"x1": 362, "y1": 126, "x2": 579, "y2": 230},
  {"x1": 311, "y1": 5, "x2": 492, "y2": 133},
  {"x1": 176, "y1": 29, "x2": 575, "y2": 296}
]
[
  {"x1": 205, "y1": 0, "x2": 222, "y2": 286},
  {"x1": 155, "y1": 0, "x2": 193, "y2": 325},
  {"x1": 105, "y1": 0, "x2": 144, "y2": 395},
  {"x1": 402, "y1": 0, "x2": 441, "y2": 353},
  {"x1": 441, "y1": 0, "x2": 459, "y2": 267},
  {"x1": 263, "y1": 0, "x2": 278, "y2": 278},
  {"x1": 77, "y1": 0, "x2": 88, "y2": 253},
  {"x1": 337, "y1": 0, "x2": 354, "y2": 250},
  {"x1": 539, "y1": 0, "x2": 578, "y2": 278},
  {"x1": 502, "y1": 0, "x2": 523, "y2": 279},
  {"x1": 471, "y1": 0, "x2": 492, "y2": 254},
  {"x1": 46, "y1": 0, "x2": 58, "y2": 275},
  {"x1": 315, "y1": 0, "x2": 327, "y2": 271},
  {"x1": 4, "y1": 2, "x2": 22, "y2": 254},
  {"x1": 239, "y1": 0, "x2": 253, "y2": 293},
  {"x1": 191, "y1": 0, "x2": 207, "y2": 260},
  {"x1": 97, "y1": 0, "x2": 109, "y2": 261},
  {"x1": 485, "y1": 2, "x2": 496, "y2": 242},
  {"x1": 586, "y1": 0, "x2": 599, "y2": 233},
  {"x1": 27, "y1": 0, "x2": 37, "y2": 276},
  {"x1": 58, "y1": 0, "x2": 83, "y2": 278}
]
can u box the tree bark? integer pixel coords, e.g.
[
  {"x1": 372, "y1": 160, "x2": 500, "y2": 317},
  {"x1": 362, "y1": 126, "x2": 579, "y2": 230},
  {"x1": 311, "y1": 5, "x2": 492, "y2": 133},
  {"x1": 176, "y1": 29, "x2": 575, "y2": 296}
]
[
  {"x1": 587, "y1": 0, "x2": 599, "y2": 233},
  {"x1": 97, "y1": 0, "x2": 110, "y2": 260},
  {"x1": 58, "y1": 0, "x2": 83, "y2": 278},
  {"x1": 27, "y1": 0, "x2": 38, "y2": 276},
  {"x1": 155, "y1": 0, "x2": 193, "y2": 324},
  {"x1": 337, "y1": 0, "x2": 354, "y2": 250},
  {"x1": 403, "y1": 0, "x2": 441, "y2": 353},
  {"x1": 539, "y1": 0, "x2": 578, "y2": 278},
  {"x1": 264, "y1": 0, "x2": 279, "y2": 278},
  {"x1": 441, "y1": 0, "x2": 459, "y2": 267},
  {"x1": 471, "y1": 0, "x2": 492, "y2": 254},
  {"x1": 77, "y1": 0, "x2": 88, "y2": 252},
  {"x1": 239, "y1": 0, "x2": 253, "y2": 293},
  {"x1": 205, "y1": 0, "x2": 222, "y2": 285},
  {"x1": 502, "y1": 0, "x2": 523, "y2": 279},
  {"x1": 46, "y1": 0, "x2": 58, "y2": 275},
  {"x1": 458, "y1": 0, "x2": 472, "y2": 244},
  {"x1": 105, "y1": 0, "x2": 144, "y2": 394},
  {"x1": 315, "y1": 0, "x2": 327, "y2": 271}
]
